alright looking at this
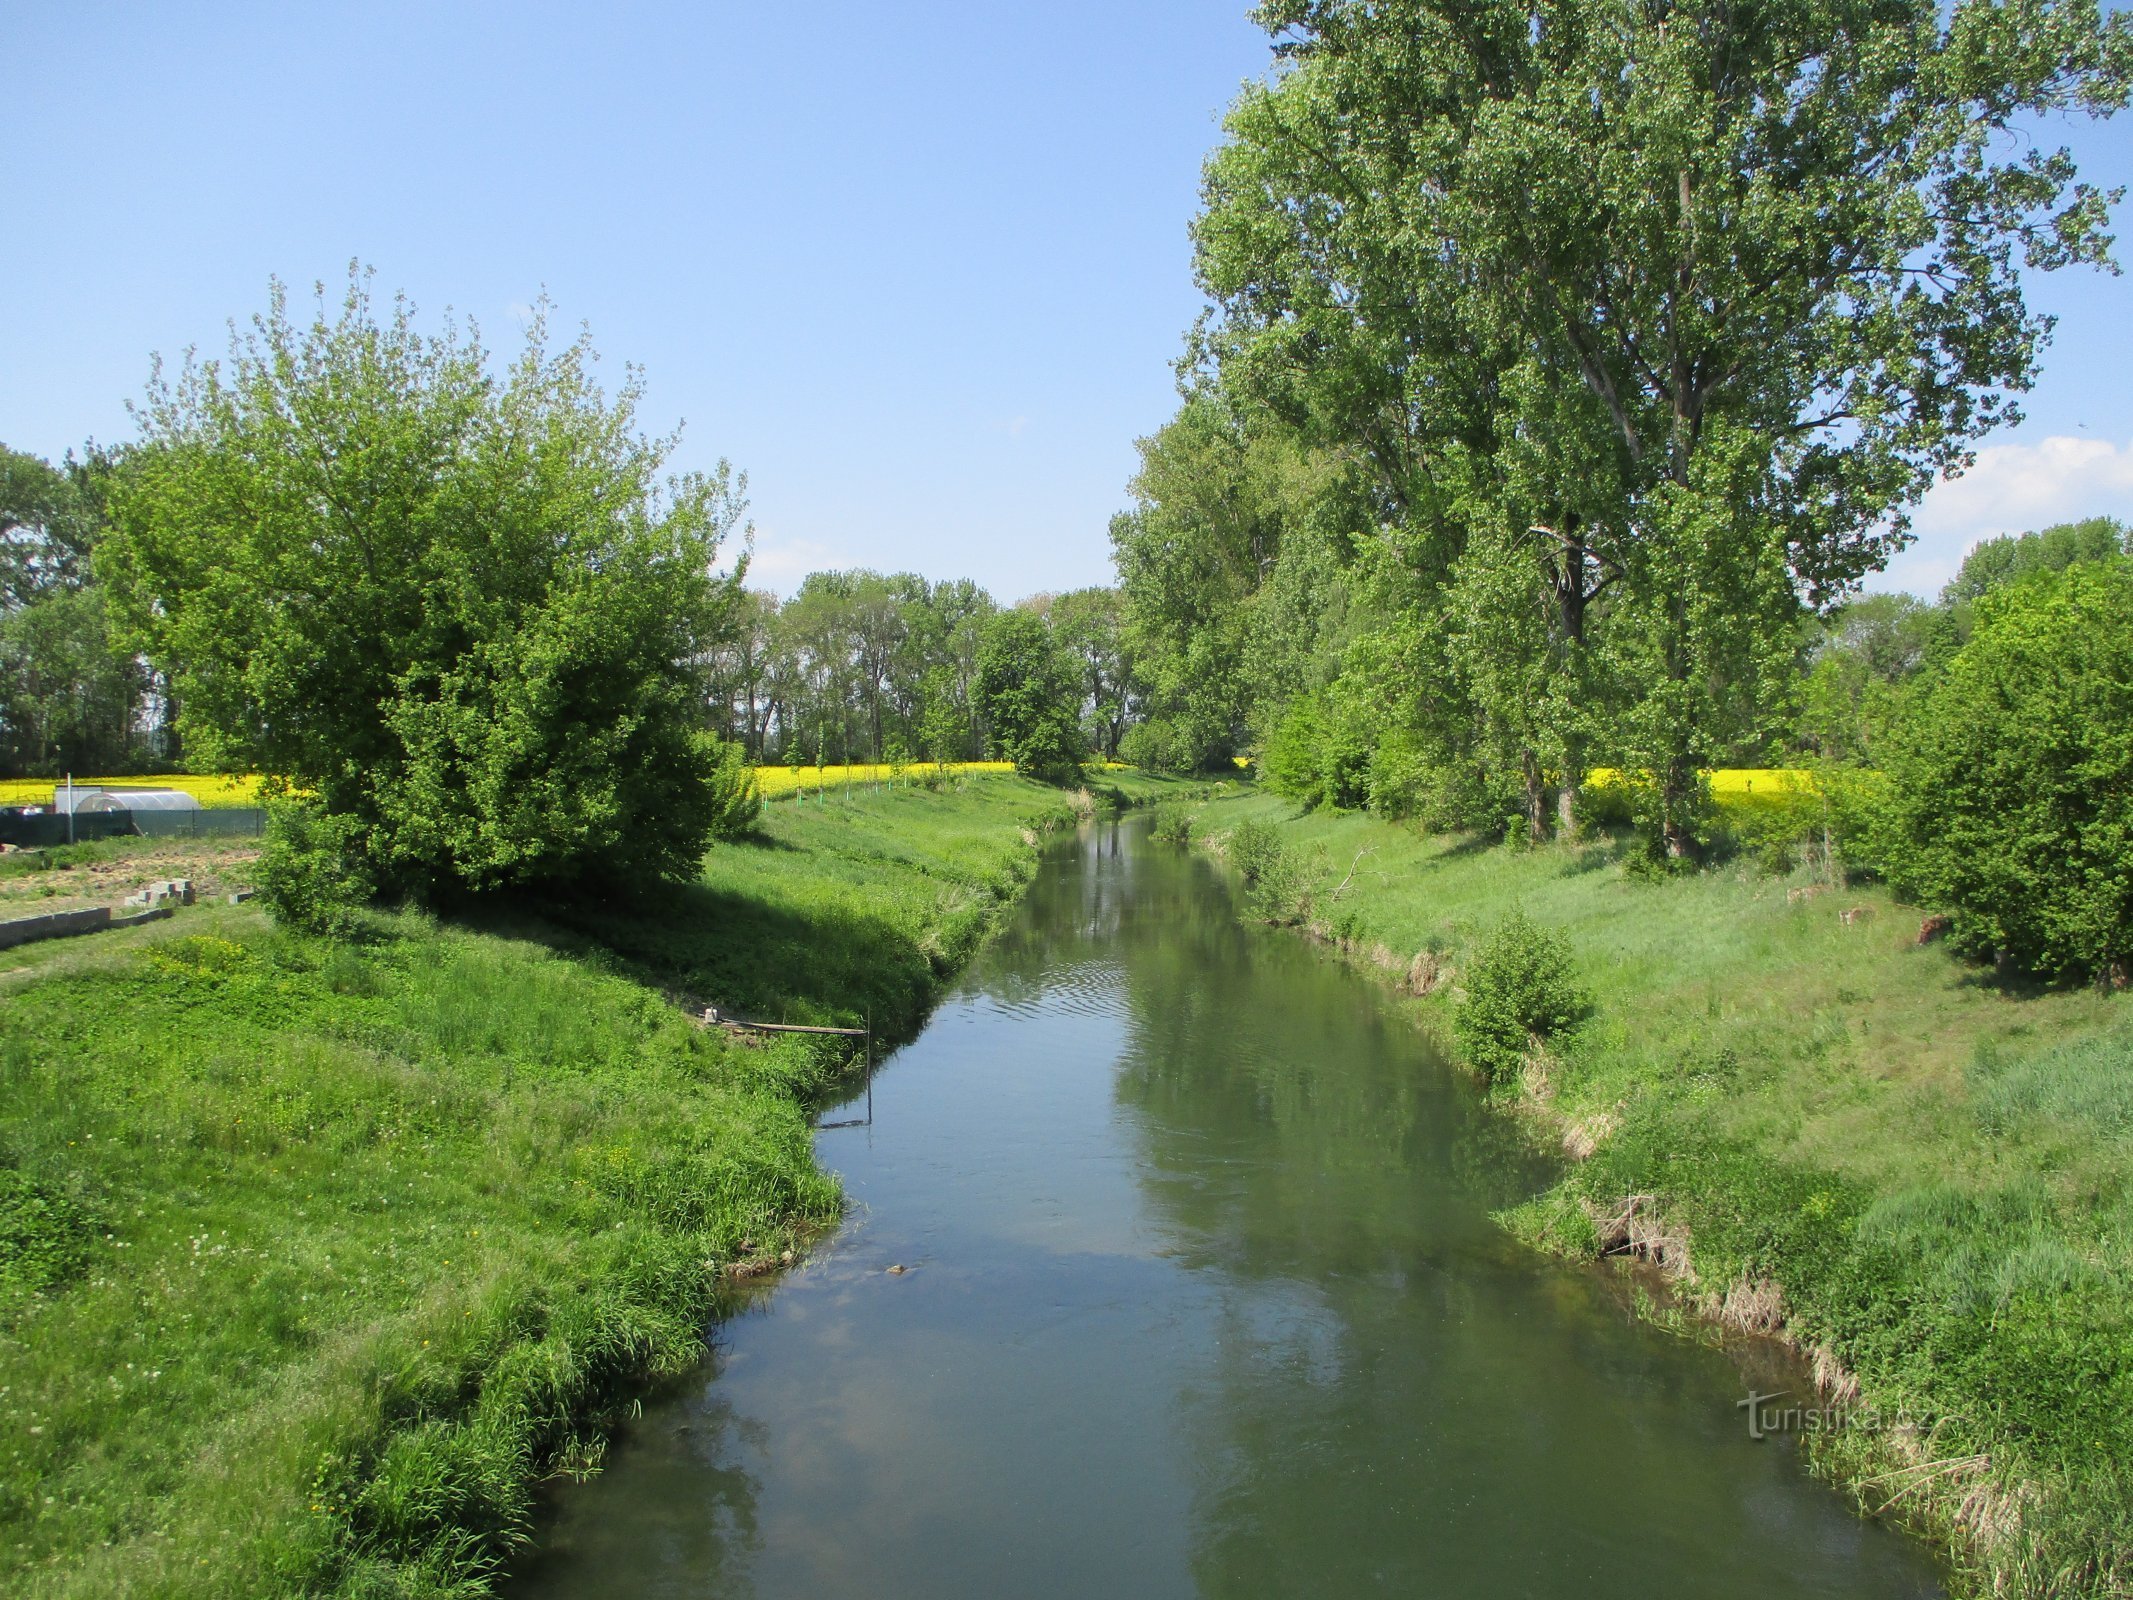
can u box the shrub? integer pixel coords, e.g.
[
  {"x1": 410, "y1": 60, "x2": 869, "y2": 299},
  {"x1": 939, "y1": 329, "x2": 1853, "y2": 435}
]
[
  {"x1": 1261, "y1": 692, "x2": 1371, "y2": 810},
  {"x1": 1119, "y1": 719, "x2": 1187, "y2": 773},
  {"x1": 1454, "y1": 909, "x2": 1589, "y2": 1083},
  {"x1": 105, "y1": 270, "x2": 754, "y2": 902},
  {"x1": 1228, "y1": 818, "x2": 1306, "y2": 924},
  {"x1": 255, "y1": 799, "x2": 376, "y2": 936},
  {"x1": 1880, "y1": 561, "x2": 2133, "y2": 980},
  {"x1": 702, "y1": 737, "x2": 763, "y2": 840},
  {"x1": 1148, "y1": 803, "x2": 1193, "y2": 844},
  {"x1": 1366, "y1": 729, "x2": 1493, "y2": 829}
]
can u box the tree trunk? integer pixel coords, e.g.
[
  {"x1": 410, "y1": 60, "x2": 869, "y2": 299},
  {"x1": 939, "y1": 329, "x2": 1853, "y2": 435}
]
[{"x1": 1520, "y1": 748, "x2": 1547, "y2": 840}]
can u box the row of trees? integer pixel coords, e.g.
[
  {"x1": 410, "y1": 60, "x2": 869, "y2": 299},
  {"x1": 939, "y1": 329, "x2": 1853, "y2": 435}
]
[
  {"x1": 1, "y1": 272, "x2": 1138, "y2": 920},
  {"x1": 0, "y1": 444, "x2": 175, "y2": 775},
  {"x1": 1114, "y1": 0, "x2": 2129, "y2": 861},
  {"x1": 705, "y1": 573, "x2": 1134, "y2": 773}
]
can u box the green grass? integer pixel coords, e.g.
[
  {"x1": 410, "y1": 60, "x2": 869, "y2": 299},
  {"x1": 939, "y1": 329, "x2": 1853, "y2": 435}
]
[
  {"x1": 1186, "y1": 788, "x2": 2132, "y2": 1598},
  {"x1": 0, "y1": 774, "x2": 1092, "y2": 1598}
]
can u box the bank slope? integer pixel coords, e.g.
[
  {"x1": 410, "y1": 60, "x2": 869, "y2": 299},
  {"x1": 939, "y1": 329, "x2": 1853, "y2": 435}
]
[
  {"x1": 0, "y1": 776, "x2": 1077, "y2": 1598},
  {"x1": 1182, "y1": 788, "x2": 2131, "y2": 1600}
]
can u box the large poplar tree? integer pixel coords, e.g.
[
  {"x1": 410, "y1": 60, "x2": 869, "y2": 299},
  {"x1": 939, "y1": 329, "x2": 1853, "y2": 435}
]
[{"x1": 1197, "y1": 0, "x2": 2132, "y2": 848}]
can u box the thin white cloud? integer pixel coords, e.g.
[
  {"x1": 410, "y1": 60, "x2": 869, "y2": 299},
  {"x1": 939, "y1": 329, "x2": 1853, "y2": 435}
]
[{"x1": 1871, "y1": 434, "x2": 2133, "y2": 596}]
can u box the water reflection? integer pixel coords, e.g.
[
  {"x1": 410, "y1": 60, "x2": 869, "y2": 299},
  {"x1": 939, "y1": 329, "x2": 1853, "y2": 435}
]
[{"x1": 515, "y1": 820, "x2": 1940, "y2": 1600}]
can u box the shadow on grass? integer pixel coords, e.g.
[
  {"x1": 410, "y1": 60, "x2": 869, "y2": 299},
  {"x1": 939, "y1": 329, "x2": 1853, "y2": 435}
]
[{"x1": 449, "y1": 877, "x2": 947, "y2": 1044}]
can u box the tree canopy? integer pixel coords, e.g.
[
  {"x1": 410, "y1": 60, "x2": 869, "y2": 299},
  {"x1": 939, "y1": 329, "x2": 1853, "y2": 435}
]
[
  {"x1": 105, "y1": 272, "x2": 755, "y2": 897},
  {"x1": 1139, "y1": 0, "x2": 2131, "y2": 847}
]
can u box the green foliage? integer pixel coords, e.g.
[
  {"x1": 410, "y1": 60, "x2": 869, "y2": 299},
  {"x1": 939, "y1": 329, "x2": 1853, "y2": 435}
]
[
  {"x1": 1944, "y1": 517, "x2": 2130, "y2": 606},
  {"x1": 975, "y1": 608, "x2": 1085, "y2": 783},
  {"x1": 1118, "y1": 717, "x2": 1191, "y2": 773},
  {"x1": 0, "y1": 1165, "x2": 93, "y2": 1312},
  {"x1": 1176, "y1": 0, "x2": 2132, "y2": 850},
  {"x1": 701, "y1": 737, "x2": 763, "y2": 839},
  {"x1": 1148, "y1": 802, "x2": 1194, "y2": 844},
  {"x1": 103, "y1": 270, "x2": 752, "y2": 901},
  {"x1": 255, "y1": 799, "x2": 377, "y2": 936},
  {"x1": 0, "y1": 443, "x2": 102, "y2": 609},
  {"x1": 1453, "y1": 910, "x2": 1589, "y2": 1083},
  {"x1": 1227, "y1": 817, "x2": 1307, "y2": 924},
  {"x1": 0, "y1": 586, "x2": 155, "y2": 777},
  {"x1": 1261, "y1": 691, "x2": 1372, "y2": 810},
  {"x1": 1792, "y1": 594, "x2": 1941, "y2": 764},
  {"x1": 1880, "y1": 562, "x2": 2133, "y2": 980}
]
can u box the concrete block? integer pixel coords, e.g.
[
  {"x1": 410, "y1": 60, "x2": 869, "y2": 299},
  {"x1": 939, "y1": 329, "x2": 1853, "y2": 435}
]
[{"x1": 0, "y1": 906, "x2": 112, "y2": 950}]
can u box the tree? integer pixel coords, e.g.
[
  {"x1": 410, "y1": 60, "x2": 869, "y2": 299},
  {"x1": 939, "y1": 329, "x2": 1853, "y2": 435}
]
[
  {"x1": 1198, "y1": 0, "x2": 2133, "y2": 850},
  {"x1": 0, "y1": 586, "x2": 149, "y2": 775},
  {"x1": 0, "y1": 443, "x2": 103, "y2": 609},
  {"x1": 1943, "y1": 516, "x2": 2130, "y2": 604},
  {"x1": 1881, "y1": 560, "x2": 2132, "y2": 981},
  {"x1": 105, "y1": 270, "x2": 754, "y2": 899},
  {"x1": 1793, "y1": 592, "x2": 1940, "y2": 763},
  {"x1": 1049, "y1": 587, "x2": 1137, "y2": 758},
  {"x1": 975, "y1": 608, "x2": 1084, "y2": 782}
]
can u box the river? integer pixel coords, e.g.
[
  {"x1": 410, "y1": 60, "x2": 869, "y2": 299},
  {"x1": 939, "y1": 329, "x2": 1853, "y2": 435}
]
[{"x1": 515, "y1": 817, "x2": 1941, "y2": 1598}]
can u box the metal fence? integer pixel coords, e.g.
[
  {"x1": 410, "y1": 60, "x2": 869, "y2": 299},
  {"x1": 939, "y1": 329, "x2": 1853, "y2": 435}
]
[{"x1": 0, "y1": 807, "x2": 264, "y2": 849}]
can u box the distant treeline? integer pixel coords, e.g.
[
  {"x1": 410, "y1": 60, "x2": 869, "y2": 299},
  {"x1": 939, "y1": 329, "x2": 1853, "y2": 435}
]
[
  {"x1": 0, "y1": 443, "x2": 176, "y2": 776},
  {"x1": 707, "y1": 574, "x2": 1135, "y2": 772},
  {"x1": 2, "y1": 461, "x2": 1140, "y2": 790}
]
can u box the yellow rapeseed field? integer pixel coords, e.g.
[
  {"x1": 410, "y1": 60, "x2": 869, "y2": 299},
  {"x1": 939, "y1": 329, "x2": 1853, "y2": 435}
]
[
  {"x1": 755, "y1": 761, "x2": 1018, "y2": 797},
  {"x1": 4, "y1": 762, "x2": 1090, "y2": 812},
  {"x1": 0, "y1": 774, "x2": 270, "y2": 809}
]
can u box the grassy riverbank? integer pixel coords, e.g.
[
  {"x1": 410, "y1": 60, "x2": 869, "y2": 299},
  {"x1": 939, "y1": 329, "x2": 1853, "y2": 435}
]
[
  {"x1": 0, "y1": 775, "x2": 1092, "y2": 1598},
  {"x1": 1181, "y1": 789, "x2": 2132, "y2": 1599}
]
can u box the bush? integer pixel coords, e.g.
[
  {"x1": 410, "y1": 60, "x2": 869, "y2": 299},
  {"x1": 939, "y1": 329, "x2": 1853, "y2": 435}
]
[
  {"x1": 105, "y1": 270, "x2": 754, "y2": 902},
  {"x1": 1261, "y1": 692, "x2": 1371, "y2": 810},
  {"x1": 1228, "y1": 818, "x2": 1306, "y2": 924},
  {"x1": 702, "y1": 737, "x2": 763, "y2": 839},
  {"x1": 1880, "y1": 561, "x2": 2133, "y2": 980},
  {"x1": 1148, "y1": 803, "x2": 1193, "y2": 844},
  {"x1": 1118, "y1": 719, "x2": 1187, "y2": 773},
  {"x1": 256, "y1": 799, "x2": 377, "y2": 936},
  {"x1": 1454, "y1": 909, "x2": 1589, "y2": 1083},
  {"x1": 1367, "y1": 729, "x2": 1494, "y2": 830}
]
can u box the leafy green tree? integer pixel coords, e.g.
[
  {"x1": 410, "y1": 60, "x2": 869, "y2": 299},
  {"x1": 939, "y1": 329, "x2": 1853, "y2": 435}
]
[
  {"x1": 975, "y1": 608, "x2": 1084, "y2": 783},
  {"x1": 1048, "y1": 586, "x2": 1137, "y2": 758},
  {"x1": 1881, "y1": 561, "x2": 2133, "y2": 981},
  {"x1": 0, "y1": 586, "x2": 150, "y2": 775},
  {"x1": 1197, "y1": 0, "x2": 2132, "y2": 851},
  {"x1": 1794, "y1": 593, "x2": 1941, "y2": 763},
  {"x1": 1943, "y1": 515, "x2": 2130, "y2": 625},
  {"x1": 104, "y1": 270, "x2": 753, "y2": 900},
  {"x1": 0, "y1": 443, "x2": 103, "y2": 608}
]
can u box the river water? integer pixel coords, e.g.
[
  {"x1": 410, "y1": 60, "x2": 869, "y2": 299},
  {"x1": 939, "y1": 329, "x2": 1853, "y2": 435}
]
[{"x1": 516, "y1": 819, "x2": 1941, "y2": 1598}]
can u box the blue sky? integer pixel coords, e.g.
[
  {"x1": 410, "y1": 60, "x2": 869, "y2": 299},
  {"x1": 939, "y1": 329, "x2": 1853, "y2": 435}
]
[{"x1": 3, "y1": 2, "x2": 2128, "y2": 603}]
